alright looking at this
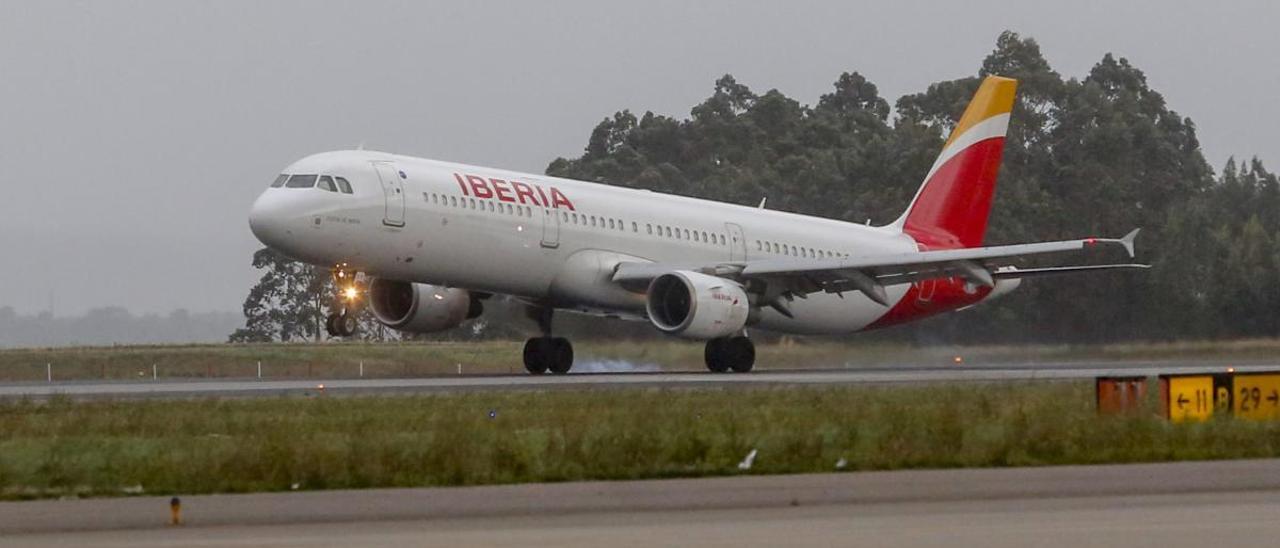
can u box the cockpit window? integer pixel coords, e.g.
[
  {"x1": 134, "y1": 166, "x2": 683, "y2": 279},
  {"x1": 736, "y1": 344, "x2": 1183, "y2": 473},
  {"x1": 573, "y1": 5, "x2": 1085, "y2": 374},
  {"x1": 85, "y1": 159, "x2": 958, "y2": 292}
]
[
  {"x1": 318, "y1": 175, "x2": 337, "y2": 192},
  {"x1": 270, "y1": 174, "x2": 288, "y2": 188},
  {"x1": 335, "y1": 177, "x2": 353, "y2": 194},
  {"x1": 285, "y1": 174, "x2": 317, "y2": 188}
]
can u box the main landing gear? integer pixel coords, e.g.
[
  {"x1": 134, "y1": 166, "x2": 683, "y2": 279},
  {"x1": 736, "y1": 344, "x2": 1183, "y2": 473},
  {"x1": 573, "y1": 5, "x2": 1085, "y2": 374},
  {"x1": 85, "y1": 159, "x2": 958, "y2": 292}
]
[
  {"x1": 523, "y1": 306, "x2": 575, "y2": 375},
  {"x1": 704, "y1": 336, "x2": 755, "y2": 373}
]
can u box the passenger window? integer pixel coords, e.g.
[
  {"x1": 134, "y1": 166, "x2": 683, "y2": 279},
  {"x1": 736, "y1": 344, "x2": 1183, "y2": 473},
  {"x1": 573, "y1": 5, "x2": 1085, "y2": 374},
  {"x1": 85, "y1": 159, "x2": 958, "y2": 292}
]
[
  {"x1": 647, "y1": 224, "x2": 653, "y2": 234},
  {"x1": 608, "y1": 219, "x2": 615, "y2": 229},
  {"x1": 563, "y1": 212, "x2": 569, "y2": 222},
  {"x1": 285, "y1": 174, "x2": 317, "y2": 188},
  {"x1": 720, "y1": 234, "x2": 726, "y2": 245},
  {"x1": 270, "y1": 174, "x2": 288, "y2": 188},
  {"x1": 318, "y1": 176, "x2": 337, "y2": 192},
  {"x1": 632, "y1": 222, "x2": 638, "y2": 232}
]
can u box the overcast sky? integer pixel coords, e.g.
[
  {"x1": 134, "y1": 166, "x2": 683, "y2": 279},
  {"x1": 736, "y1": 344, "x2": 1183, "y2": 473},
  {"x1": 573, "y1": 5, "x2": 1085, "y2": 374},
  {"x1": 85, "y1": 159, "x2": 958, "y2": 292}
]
[{"x1": 2, "y1": 0, "x2": 1277, "y2": 316}]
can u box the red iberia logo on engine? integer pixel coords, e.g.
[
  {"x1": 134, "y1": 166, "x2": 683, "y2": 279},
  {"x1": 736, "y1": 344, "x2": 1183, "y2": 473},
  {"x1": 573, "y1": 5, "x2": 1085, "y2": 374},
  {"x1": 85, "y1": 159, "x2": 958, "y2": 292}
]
[{"x1": 454, "y1": 173, "x2": 576, "y2": 211}]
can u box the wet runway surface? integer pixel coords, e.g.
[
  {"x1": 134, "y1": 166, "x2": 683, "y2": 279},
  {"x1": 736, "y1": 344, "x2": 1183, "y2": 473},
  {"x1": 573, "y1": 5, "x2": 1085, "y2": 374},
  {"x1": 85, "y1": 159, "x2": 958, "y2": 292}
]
[
  {"x1": 0, "y1": 360, "x2": 1272, "y2": 400},
  {"x1": 4, "y1": 459, "x2": 1279, "y2": 547}
]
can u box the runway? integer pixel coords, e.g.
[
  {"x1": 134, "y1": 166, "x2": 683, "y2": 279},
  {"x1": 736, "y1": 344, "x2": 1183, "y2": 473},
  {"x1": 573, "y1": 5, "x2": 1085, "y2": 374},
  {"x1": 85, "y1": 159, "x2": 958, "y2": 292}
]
[
  {"x1": 0, "y1": 360, "x2": 1272, "y2": 399},
  {"x1": 4, "y1": 459, "x2": 1280, "y2": 547}
]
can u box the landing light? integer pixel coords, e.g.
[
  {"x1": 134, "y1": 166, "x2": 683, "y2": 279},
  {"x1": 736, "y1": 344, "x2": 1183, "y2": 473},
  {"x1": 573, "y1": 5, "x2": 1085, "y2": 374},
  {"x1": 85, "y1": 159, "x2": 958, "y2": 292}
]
[{"x1": 343, "y1": 286, "x2": 359, "y2": 301}]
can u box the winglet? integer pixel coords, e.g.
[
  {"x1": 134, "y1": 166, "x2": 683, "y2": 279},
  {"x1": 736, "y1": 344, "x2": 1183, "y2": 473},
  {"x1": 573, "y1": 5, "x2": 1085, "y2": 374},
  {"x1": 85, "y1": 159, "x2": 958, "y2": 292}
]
[{"x1": 1120, "y1": 228, "x2": 1140, "y2": 258}]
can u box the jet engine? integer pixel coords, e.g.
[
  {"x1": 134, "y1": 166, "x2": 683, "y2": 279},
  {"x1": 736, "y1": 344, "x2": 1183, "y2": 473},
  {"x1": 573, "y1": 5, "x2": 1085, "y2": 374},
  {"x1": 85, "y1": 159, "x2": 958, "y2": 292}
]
[
  {"x1": 368, "y1": 279, "x2": 480, "y2": 334},
  {"x1": 645, "y1": 271, "x2": 750, "y2": 339}
]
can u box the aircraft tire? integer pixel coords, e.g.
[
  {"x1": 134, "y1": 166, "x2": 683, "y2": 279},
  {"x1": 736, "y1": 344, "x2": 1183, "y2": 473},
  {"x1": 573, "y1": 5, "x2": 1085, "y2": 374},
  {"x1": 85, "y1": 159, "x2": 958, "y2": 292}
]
[
  {"x1": 523, "y1": 337, "x2": 550, "y2": 374},
  {"x1": 325, "y1": 314, "x2": 339, "y2": 337},
  {"x1": 337, "y1": 313, "x2": 358, "y2": 337},
  {"x1": 704, "y1": 338, "x2": 731, "y2": 373},
  {"x1": 725, "y1": 336, "x2": 755, "y2": 373},
  {"x1": 548, "y1": 337, "x2": 574, "y2": 374}
]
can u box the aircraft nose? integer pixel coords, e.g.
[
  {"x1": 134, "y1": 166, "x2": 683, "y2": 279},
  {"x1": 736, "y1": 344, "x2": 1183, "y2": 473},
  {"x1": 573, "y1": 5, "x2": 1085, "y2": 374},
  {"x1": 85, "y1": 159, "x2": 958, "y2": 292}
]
[{"x1": 248, "y1": 191, "x2": 291, "y2": 249}]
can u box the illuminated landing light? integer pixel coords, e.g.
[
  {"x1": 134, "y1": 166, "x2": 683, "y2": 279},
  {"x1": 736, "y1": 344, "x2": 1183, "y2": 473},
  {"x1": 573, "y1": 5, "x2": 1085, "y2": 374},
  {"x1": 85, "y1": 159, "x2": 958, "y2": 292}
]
[
  {"x1": 517, "y1": 225, "x2": 524, "y2": 232},
  {"x1": 953, "y1": 356, "x2": 964, "y2": 364},
  {"x1": 433, "y1": 293, "x2": 445, "y2": 300},
  {"x1": 343, "y1": 286, "x2": 359, "y2": 301},
  {"x1": 1228, "y1": 367, "x2": 1236, "y2": 373}
]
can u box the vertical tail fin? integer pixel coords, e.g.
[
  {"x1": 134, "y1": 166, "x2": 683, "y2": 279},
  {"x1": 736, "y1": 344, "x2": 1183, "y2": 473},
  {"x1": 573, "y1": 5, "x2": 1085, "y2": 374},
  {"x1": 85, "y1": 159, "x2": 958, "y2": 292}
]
[{"x1": 890, "y1": 76, "x2": 1018, "y2": 249}]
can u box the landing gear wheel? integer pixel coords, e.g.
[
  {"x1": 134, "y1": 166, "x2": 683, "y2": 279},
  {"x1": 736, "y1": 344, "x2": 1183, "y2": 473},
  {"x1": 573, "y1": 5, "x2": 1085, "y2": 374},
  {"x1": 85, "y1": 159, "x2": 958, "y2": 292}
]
[
  {"x1": 547, "y1": 337, "x2": 574, "y2": 374},
  {"x1": 337, "y1": 313, "x2": 358, "y2": 337},
  {"x1": 325, "y1": 313, "x2": 339, "y2": 337},
  {"x1": 705, "y1": 336, "x2": 754, "y2": 373},
  {"x1": 524, "y1": 337, "x2": 575, "y2": 375},
  {"x1": 704, "y1": 339, "x2": 730, "y2": 373},
  {"x1": 325, "y1": 312, "x2": 355, "y2": 338},
  {"x1": 523, "y1": 338, "x2": 550, "y2": 374},
  {"x1": 725, "y1": 336, "x2": 755, "y2": 373}
]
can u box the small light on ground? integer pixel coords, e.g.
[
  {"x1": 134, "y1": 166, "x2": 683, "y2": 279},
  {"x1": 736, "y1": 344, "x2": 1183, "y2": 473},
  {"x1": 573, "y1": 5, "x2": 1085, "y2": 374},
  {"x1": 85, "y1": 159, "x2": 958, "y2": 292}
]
[{"x1": 953, "y1": 356, "x2": 964, "y2": 364}]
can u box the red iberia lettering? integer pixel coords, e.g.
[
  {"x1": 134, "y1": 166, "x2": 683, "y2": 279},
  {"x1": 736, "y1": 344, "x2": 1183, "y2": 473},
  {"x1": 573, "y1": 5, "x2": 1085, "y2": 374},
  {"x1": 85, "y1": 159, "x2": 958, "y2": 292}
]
[
  {"x1": 490, "y1": 178, "x2": 515, "y2": 202},
  {"x1": 454, "y1": 173, "x2": 469, "y2": 196},
  {"x1": 534, "y1": 184, "x2": 550, "y2": 208},
  {"x1": 549, "y1": 187, "x2": 575, "y2": 211},
  {"x1": 452, "y1": 172, "x2": 575, "y2": 210},
  {"x1": 510, "y1": 181, "x2": 540, "y2": 206},
  {"x1": 465, "y1": 175, "x2": 494, "y2": 199}
]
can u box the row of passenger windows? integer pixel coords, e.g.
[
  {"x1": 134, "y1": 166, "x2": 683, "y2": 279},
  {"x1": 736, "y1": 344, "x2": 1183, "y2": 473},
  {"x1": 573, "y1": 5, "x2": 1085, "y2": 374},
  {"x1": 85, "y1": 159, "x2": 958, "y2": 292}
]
[
  {"x1": 565, "y1": 212, "x2": 729, "y2": 246},
  {"x1": 425, "y1": 191, "x2": 841, "y2": 257},
  {"x1": 271, "y1": 174, "x2": 354, "y2": 194},
  {"x1": 426, "y1": 193, "x2": 535, "y2": 217},
  {"x1": 425, "y1": 193, "x2": 729, "y2": 246},
  {"x1": 757, "y1": 239, "x2": 846, "y2": 259}
]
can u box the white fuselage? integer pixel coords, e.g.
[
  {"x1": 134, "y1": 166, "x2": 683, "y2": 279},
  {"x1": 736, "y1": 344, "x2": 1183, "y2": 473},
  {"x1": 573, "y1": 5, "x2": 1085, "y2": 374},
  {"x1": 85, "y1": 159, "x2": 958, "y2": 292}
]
[{"x1": 249, "y1": 150, "x2": 935, "y2": 335}]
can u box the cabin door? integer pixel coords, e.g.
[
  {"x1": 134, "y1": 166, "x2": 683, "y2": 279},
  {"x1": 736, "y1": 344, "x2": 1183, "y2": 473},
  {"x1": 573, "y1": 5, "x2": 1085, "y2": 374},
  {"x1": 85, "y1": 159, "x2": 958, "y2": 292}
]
[{"x1": 372, "y1": 162, "x2": 405, "y2": 227}]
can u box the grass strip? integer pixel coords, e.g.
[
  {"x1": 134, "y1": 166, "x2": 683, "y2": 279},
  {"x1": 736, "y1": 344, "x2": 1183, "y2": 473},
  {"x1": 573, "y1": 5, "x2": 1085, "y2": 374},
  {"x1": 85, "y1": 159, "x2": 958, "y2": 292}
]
[
  {"x1": 2, "y1": 382, "x2": 1280, "y2": 500},
  {"x1": 5, "y1": 338, "x2": 1280, "y2": 382}
]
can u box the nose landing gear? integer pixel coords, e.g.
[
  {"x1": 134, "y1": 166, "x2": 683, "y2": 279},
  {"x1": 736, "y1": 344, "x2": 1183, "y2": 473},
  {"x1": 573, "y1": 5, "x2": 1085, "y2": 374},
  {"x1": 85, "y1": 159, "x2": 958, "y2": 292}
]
[
  {"x1": 325, "y1": 264, "x2": 364, "y2": 339},
  {"x1": 325, "y1": 310, "x2": 359, "y2": 338}
]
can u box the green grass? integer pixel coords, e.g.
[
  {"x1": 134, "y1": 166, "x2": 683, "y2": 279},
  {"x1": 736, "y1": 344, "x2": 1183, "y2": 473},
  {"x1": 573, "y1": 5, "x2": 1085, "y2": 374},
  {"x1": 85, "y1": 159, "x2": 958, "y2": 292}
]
[
  {"x1": 3, "y1": 382, "x2": 1280, "y2": 499},
  {"x1": 5, "y1": 337, "x2": 1280, "y2": 382}
]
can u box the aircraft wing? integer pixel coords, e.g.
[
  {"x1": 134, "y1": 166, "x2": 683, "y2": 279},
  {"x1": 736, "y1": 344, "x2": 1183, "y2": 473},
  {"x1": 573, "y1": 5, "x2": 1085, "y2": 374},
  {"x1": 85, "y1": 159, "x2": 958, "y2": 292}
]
[{"x1": 612, "y1": 229, "x2": 1147, "y2": 309}]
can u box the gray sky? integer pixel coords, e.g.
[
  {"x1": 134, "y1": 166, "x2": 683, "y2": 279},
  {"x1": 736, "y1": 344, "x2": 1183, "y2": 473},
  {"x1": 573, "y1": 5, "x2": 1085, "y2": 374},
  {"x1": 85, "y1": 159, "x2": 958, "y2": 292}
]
[{"x1": 2, "y1": 0, "x2": 1277, "y2": 316}]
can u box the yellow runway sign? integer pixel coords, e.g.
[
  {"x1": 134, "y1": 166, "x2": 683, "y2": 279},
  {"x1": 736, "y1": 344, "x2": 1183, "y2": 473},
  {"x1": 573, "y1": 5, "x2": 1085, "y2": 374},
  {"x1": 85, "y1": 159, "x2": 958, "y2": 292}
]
[
  {"x1": 1233, "y1": 374, "x2": 1280, "y2": 420},
  {"x1": 1164, "y1": 375, "x2": 1214, "y2": 422}
]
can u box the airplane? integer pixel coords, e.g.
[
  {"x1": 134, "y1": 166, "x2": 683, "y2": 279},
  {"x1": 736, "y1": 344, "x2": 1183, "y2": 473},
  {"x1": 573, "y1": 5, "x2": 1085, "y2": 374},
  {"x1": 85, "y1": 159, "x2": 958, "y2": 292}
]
[{"x1": 248, "y1": 75, "x2": 1147, "y2": 374}]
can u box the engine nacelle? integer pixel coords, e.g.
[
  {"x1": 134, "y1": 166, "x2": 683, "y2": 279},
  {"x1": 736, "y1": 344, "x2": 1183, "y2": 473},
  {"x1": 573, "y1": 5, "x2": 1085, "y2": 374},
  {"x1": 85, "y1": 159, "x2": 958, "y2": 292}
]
[
  {"x1": 645, "y1": 271, "x2": 750, "y2": 339},
  {"x1": 368, "y1": 279, "x2": 474, "y2": 334}
]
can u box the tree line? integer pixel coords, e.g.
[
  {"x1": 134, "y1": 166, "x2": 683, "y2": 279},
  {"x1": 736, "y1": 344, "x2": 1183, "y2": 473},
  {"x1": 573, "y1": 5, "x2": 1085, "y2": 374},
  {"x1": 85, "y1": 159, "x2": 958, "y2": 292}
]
[{"x1": 233, "y1": 31, "x2": 1280, "y2": 345}]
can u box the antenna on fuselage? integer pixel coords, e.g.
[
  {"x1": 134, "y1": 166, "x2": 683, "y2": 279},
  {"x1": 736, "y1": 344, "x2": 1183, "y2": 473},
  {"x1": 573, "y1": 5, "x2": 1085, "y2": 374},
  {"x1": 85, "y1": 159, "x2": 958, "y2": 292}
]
[
  {"x1": 758, "y1": 197, "x2": 767, "y2": 209},
  {"x1": 356, "y1": 141, "x2": 366, "y2": 151}
]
